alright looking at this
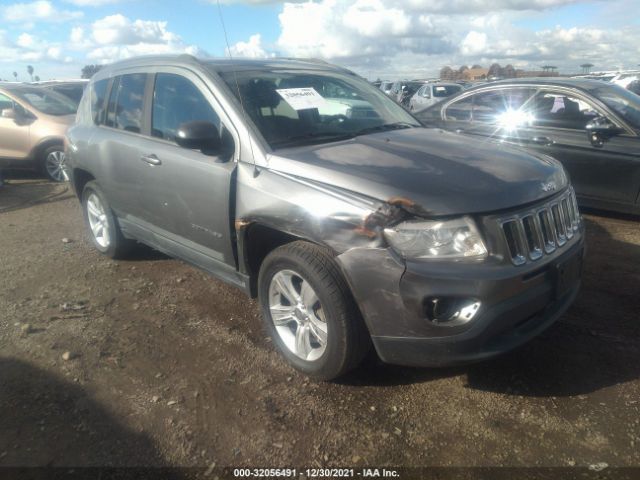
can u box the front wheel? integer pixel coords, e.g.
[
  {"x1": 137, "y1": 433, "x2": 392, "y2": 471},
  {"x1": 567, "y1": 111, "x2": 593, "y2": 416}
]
[{"x1": 258, "y1": 241, "x2": 370, "y2": 380}]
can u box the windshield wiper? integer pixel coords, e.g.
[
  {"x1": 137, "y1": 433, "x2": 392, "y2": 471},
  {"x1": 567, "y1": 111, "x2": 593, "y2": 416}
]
[
  {"x1": 354, "y1": 122, "x2": 418, "y2": 137},
  {"x1": 270, "y1": 132, "x2": 356, "y2": 148}
]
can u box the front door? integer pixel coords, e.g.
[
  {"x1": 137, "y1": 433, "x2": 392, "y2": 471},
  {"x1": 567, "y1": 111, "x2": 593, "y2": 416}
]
[
  {"x1": 0, "y1": 93, "x2": 31, "y2": 160},
  {"x1": 516, "y1": 89, "x2": 640, "y2": 206},
  {"x1": 134, "y1": 70, "x2": 237, "y2": 265}
]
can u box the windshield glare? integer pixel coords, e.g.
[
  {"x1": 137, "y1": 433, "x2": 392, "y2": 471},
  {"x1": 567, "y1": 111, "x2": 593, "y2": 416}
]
[
  {"x1": 12, "y1": 88, "x2": 77, "y2": 116},
  {"x1": 219, "y1": 69, "x2": 420, "y2": 148},
  {"x1": 593, "y1": 84, "x2": 640, "y2": 130}
]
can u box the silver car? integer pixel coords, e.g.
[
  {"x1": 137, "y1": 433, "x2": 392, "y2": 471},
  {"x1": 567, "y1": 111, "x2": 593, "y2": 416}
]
[
  {"x1": 409, "y1": 83, "x2": 462, "y2": 112},
  {"x1": 65, "y1": 55, "x2": 584, "y2": 380}
]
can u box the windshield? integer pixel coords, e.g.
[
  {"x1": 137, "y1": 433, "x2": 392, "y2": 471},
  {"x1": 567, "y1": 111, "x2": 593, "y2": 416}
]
[
  {"x1": 218, "y1": 69, "x2": 420, "y2": 149},
  {"x1": 433, "y1": 85, "x2": 462, "y2": 97},
  {"x1": 10, "y1": 87, "x2": 77, "y2": 116},
  {"x1": 593, "y1": 84, "x2": 640, "y2": 130}
]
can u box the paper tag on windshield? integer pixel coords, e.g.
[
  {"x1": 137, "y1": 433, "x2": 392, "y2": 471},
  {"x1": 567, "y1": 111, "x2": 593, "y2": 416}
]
[{"x1": 276, "y1": 88, "x2": 327, "y2": 110}]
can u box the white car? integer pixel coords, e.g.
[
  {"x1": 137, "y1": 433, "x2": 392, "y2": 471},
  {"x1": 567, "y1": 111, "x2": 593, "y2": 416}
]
[{"x1": 409, "y1": 83, "x2": 463, "y2": 112}]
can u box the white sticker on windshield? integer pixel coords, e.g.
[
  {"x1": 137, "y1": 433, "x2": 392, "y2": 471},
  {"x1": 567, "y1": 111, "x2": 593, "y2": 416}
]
[{"x1": 276, "y1": 88, "x2": 327, "y2": 110}]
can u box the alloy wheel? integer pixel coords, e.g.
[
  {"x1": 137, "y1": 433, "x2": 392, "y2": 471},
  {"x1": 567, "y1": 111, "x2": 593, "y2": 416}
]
[
  {"x1": 45, "y1": 150, "x2": 68, "y2": 182},
  {"x1": 86, "y1": 193, "x2": 111, "y2": 248},
  {"x1": 268, "y1": 269, "x2": 328, "y2": 361}
]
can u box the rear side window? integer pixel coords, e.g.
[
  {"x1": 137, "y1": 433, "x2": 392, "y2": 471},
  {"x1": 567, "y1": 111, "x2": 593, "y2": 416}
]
[
  {"x1": 472, "y1": 88, "x2": 535, "y2": 123},
  {"x1": 91, "y1": 79, "x2": 108, "y2": 125},
  {"x1": 151, "y1": 73, "x2": 220, "y2": 143},
  {"x1": 105, "y1": 73, "x2": 146, "y2": 133}
]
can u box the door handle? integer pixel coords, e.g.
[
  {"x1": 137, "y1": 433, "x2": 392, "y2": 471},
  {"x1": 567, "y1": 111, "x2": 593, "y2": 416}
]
[
  {"x1": 531, "y1": 136, "x2": 553, "y2": 146},
  {"x1": 140, "y1": 154, "x2": 161, "y2": 166}
]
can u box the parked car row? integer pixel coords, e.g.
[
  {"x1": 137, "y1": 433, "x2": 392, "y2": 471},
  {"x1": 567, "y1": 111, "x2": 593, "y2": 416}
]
[
  {"x1": 573, "y1": 70, "x2": 640, "y2": 96},
  {"x1": 378, "y1": 79, "x2": 466, "y2": 111},
  {"x1": 0, "y1": 79, "x2": 86, "y2": 182}
]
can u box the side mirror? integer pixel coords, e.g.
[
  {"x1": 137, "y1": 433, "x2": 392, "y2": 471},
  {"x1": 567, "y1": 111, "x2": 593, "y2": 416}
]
[
  {"x1": 1, "y1": 108, "x2": 16, "y2": 119},
  {"x1": 175, "y1": 121, "x2": 225, "y2": 154},
  {"x1": 585, "y1": 116, "x2": 624, "y2": 147}
]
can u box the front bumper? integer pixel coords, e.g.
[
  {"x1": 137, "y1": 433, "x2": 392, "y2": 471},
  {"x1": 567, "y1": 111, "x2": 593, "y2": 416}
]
[{"x1": 337, "y1": 231, "x2": 584, "y2": 367}]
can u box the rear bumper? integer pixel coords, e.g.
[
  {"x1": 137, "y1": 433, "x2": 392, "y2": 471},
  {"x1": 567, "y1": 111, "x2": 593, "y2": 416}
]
[{"x1": 337, "y1": 233, "x2": 584, "y2": 367}]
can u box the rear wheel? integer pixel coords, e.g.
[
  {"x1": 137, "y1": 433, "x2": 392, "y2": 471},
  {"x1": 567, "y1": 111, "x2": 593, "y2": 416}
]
[
  {"x1": 41, "y1": 145, "x2": 68, "y2": 182},
  {"x1": 81, "y1": 181, "x2": 133, "y2": 259},
  {"x1": 258, "y1": 241, "x2": 370, "y2": 380}
]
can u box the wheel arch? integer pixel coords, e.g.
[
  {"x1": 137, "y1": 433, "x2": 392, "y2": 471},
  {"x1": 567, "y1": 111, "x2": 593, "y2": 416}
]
[
  {"x1": 31, "y1": 136, "x2": 65, "y2": 164},
  {"x1": 238, "y1": 221, "x2": 327, "y2": 297},
  {"x1": 72, "y1": 168, "x2": 95, "y2": 200}
]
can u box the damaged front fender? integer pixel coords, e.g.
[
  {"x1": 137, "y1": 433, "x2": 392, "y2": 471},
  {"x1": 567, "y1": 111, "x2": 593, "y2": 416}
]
[{"x1": 235, "y1": 162, "x2": 414, "y2": 255}]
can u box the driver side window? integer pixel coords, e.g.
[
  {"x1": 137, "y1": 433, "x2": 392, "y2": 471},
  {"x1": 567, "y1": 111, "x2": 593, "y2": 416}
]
[{"x1": 151, "y1": 73, "x2": 221, "y2": 143}]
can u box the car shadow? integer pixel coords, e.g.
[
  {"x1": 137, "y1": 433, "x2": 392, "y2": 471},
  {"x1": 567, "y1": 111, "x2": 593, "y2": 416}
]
[
  {"x1": 341, "y1": 217, "x2": 640, "y2": 397},
  {"x1": 0, "y1": 171, "x2": 72, "y2": 214},
  {"x1": 0, "y1": 358, "x2": 185, "y2": 477}
]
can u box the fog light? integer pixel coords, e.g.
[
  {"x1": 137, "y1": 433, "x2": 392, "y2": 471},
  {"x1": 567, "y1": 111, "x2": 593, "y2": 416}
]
[{"x1": 424, "y1": 297, "x2": 481, "y2": 326}]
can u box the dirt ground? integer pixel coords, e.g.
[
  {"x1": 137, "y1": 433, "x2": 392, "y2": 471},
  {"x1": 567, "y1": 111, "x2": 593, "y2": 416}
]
[{"x1": 1, "y1": 178, "x2": 639, "y2": 475}]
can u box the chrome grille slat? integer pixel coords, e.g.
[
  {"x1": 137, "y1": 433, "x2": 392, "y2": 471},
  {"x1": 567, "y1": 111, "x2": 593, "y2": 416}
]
[{"x1": 499, "y1": 189, "x2": 581, "y2": 265}]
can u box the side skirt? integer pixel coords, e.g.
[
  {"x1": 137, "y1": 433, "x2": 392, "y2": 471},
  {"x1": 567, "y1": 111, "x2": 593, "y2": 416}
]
[{"x1": 119, "y1": 216, "x2": 251, "y2": 295}]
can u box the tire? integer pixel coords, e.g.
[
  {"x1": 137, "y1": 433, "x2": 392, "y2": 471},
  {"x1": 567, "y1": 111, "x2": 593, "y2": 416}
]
[
  {"x1": 40, "y1": 145, "x2": 68, "y2": 182},
  {"x1": 81, "y1": 181, "x2": 134, "y2": 259},
  {"x1": 258, "y1": 241, "x2": 371, "y2": 380}
]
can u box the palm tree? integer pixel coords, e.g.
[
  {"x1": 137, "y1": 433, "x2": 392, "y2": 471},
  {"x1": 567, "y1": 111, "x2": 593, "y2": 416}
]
[
  {"x1": 27, "y1": 65, "x2": 34, "y2": 82},
  {"x1": 12, "y1": 71, "x2": 18, "y2": 81}
]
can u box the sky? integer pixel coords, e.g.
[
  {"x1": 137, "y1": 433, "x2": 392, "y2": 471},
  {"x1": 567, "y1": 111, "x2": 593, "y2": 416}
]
[{"x1": 0, "y1": 0, "x2": 638, "y2": 81}]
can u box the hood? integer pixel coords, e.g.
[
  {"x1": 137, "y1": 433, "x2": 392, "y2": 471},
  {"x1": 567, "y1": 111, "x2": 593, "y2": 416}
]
[{"x1": 267, "y1": 127, "x2": 568, "y2": 216}]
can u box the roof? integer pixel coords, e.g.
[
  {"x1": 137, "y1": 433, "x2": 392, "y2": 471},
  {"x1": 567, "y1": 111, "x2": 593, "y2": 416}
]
[
  {"x1": 32, "y1": 79, "x2": 88, "y2": 85},
  {"x1": 474, "y1": 77, "x2": 609, "y2": 91},
  {"x1": 96, "y1": 54, "x2": 352, "y2": 75},
  {"x1": 0, "y1": 82, "x2": 43, "y2": 91}
]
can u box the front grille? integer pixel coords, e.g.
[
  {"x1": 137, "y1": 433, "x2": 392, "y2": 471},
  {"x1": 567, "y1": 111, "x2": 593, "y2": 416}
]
[{"x1": 500, "y1": 188, "x2": 580, "y2": 265}]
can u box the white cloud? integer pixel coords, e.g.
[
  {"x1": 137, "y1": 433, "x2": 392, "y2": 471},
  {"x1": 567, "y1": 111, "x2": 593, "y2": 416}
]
[
  {"x1": 270, "y1": 0, "x2": 638, "y2": 79},
  {"x1": 70, "y1": 26, "x2": 84, "y2": 43},
  {"x1": 228, "y1": 34, "x2": 271, "y2": 58},
  {"x1": 222, "y1": 0, "x2": 588, "y2": 13},
  {"x1": 461, "y1": 31, "x2": 488, "y2": 56},
  {"x1": 85, "y1": 14, "x2": 201, "y2": 63},
  {"x1": 1, "y1": 1, "x2": 82, "y2": 23},
  {"x1": 16, "y1": 32, "x2": 35, "y2": 48},
  {"x1": 64, "y1": 0, "x2": 121, "y2": 5},
  {"x1": 1, "y1": 11, "x2": 201, "y2": 80}
]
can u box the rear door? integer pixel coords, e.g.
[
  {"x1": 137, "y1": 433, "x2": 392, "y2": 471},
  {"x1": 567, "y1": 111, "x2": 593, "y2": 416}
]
[{"x1": 94, "y1": 73, "x2": 150, "y2": 218}]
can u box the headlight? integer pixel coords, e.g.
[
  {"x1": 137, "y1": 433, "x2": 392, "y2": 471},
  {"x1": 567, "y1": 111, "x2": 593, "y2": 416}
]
[{"x1": 384, "y1": 216, "x2": 487, "y2": 259}]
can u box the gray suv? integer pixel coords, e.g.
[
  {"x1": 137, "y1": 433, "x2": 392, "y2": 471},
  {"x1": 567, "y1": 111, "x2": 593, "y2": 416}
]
[{"x1": 66, "y1": 55, "x2": 585, "y2": 380}]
